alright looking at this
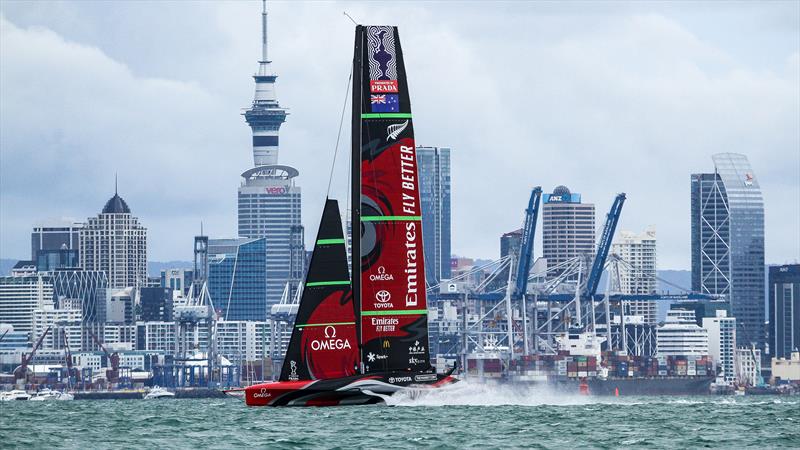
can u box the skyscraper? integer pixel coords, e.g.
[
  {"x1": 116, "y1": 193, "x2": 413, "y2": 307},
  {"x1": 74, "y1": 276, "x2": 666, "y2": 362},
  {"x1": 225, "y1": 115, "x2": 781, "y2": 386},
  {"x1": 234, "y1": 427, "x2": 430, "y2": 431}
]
[
  {"x1": 31, "y1": 220, "x2": 82, "y2": 271},
  {"x1": 237, "y1": 2, "x2": 304, "y2": 305},
  {"x1": 691, "y1": 153, "x2": 765, "y2": 350},
  {"x1": 769, "y1": 264, "x2": 799, "y2": 359},
  {"x1": 417, "y1": 146, "x2": 451, "y2": 285},
  {"x1": 207, "y1": 238, "x2": 268, "y2": 321},
  {"x1": 0, "y1": 273, "x2": 54, "y2": 335},
  {"x1": 612, "y1": 227, "x2": 658, "y2": 325},
  {"x1": 80, "y1": 189, "x2": 148, "y2": 289},
  {"x1": 542, "y1": 185, "x2": 595, "y2": 278}
]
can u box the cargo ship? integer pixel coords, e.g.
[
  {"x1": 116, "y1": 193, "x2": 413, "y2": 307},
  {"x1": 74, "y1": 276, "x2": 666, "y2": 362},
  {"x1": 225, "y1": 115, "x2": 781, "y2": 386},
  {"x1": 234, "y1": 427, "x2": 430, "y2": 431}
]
[{"x1": 467, "y1": 334, "x2": 715, "y2": 395}]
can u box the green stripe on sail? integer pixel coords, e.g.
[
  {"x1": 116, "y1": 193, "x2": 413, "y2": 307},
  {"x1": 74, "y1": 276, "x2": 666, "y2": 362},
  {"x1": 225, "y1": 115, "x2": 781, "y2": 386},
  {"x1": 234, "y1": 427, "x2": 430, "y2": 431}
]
[
  {"x1": 361, "y1": 310, "x2": 428, "y2": 317},
  {"x1": 305, "y1": 280, "x2": 350, "y2": 287},
  {"x1": 360, "y1": 216, "x2": 421, "y2": 222},
  {"x1": 361, "y1": 113, "x2": 412, "y2": 119},
  {"x1": 295, "y1": 321, "x2": 355, "y2": 329},
  {"x1": 316, "y1": 238, "x2": 346, "y2": 245}
]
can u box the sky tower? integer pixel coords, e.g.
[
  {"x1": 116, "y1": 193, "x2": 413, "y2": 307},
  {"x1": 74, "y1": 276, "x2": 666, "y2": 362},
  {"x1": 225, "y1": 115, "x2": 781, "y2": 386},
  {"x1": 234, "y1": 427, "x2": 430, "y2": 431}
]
[
  {"x1": 244, "y1": 0, "x2": 288, "y2": 166},
  {"x1": 237, "y1": 1, "x2": 304, "y2": 307}
]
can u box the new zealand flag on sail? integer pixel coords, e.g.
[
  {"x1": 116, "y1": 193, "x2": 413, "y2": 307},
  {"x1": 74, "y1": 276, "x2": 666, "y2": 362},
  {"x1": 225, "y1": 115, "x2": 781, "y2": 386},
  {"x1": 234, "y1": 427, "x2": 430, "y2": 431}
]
[{"x1": 370, "y1": 94, "x2": 399, "y2": 113}]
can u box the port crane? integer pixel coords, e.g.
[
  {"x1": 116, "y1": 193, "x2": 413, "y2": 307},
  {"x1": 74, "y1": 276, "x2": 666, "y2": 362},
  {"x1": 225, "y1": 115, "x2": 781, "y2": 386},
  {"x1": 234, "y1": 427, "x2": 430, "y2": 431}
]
[
  {"x1": 89, "y1": 329, "x2": 120, "y2": 384},
  {"x1": 13, "y1": 325, "x2": 51, "y2": 383}
]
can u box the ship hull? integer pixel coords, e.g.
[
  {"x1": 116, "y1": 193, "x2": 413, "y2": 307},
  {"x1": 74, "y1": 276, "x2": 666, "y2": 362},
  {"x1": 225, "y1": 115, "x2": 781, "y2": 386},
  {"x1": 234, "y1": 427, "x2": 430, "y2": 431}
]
[
  {"x1": 555, "y1": 376, "x2": 715, "y2": 396},
  {"x1": 244, "y1": 371, "x2": 457, "y2": 406}
]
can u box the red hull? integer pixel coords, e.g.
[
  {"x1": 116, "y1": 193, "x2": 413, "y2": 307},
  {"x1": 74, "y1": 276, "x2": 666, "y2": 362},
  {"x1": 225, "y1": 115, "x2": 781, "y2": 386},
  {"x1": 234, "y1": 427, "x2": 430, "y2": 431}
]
[{"x1": 244, "y1": 372, "x2": 457, "y2": 407}]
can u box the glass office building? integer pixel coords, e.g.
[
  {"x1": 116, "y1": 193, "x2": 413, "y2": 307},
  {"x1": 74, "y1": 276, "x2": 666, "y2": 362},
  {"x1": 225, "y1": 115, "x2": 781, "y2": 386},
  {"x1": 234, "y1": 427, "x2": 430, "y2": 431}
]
[
  {"x1": 417, "y1": 146, "x2": 452, "y2": 286},
  {"x1": 207, "y1": 238, "x2": 268, "y2": 321},
  {"x1": 691, "y1": 153, "x2": 765, "y2": 349},
  {"x1": 769, "y1": 264, "x2": 799, "y2": 358}
]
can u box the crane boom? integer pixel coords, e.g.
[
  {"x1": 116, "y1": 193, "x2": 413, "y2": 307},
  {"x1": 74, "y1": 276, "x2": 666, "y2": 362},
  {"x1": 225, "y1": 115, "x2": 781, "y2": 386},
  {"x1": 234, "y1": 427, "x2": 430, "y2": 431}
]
[
  {"x1": 585, "y1": 193, "x2": 626, "y2": 298},
  {"x1": 513, "y1": 187, "x2": 542, "y2": 300}
]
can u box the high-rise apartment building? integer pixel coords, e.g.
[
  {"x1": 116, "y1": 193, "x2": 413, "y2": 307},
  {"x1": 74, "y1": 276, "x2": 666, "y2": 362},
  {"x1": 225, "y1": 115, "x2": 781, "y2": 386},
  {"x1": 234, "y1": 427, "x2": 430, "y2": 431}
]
[
  {"x1": 691, "y1": 153, "x2": 765, "y2": 349},
  {"x1": 31, "y1": 219, "x2": 82, "y2": 271},
  {"x1": 237, "y1": 3, "x2": 304, "y2": 305},
  {"x1": 207, "y1": 238, "x2": 268, "y2": 321},
  {"x1": 612, "y1": 227, "x2": 657, "y2": 325},
  {"x1": 0, "y1": 273, "x2": 54, "y2": 335},
  {"x1": 542, "y1": 185, "x2": 595, "y2": 278},
  {"x1": 80, "y1": 190, "x2": 147, "y2": 289},
  {"x1": 703, "y1": 310, "x2": 737, "y2": 384},
  {"x1": 417, "y1": 146, "x2": 452, "y2": 285},
  {"x1": 769, "y1": 264, "x2": 799, "y2": 359}
]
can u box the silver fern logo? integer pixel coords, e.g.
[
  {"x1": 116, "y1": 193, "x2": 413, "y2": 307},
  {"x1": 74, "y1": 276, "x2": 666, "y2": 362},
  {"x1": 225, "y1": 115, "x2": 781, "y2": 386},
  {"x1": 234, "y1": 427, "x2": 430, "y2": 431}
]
[{"x1": 386, "y1": 120, "x2": 409, "y2": 141}]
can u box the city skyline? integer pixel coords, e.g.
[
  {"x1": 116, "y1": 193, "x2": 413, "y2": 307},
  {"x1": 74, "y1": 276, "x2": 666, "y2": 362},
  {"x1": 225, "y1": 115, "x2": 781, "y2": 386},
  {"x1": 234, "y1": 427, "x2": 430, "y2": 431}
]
[{"x1": 1, "y1": 1, "x2": 798, "y2": 269}]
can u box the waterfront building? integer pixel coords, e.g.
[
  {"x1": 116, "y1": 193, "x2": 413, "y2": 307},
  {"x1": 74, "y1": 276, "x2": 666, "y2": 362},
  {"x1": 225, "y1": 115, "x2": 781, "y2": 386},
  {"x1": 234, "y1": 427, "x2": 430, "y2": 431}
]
[
  {"x1": 80, "y1": 189, "x2": 148, "y2": 289},
  {"x1": 656, "y1": 308, "x2": 709, "y2": 357},
  {"x1": 702, "y1": 310, "x2": 737, "y2": 384},
  {"x1": 417, "y1": 146, "x2": 452, "y2": 285},
  {"x1": 135, "y1": 321, "x2": 176, "y2": 353},
  {"x1": 216, "y1": 320, "x2": 260, "y2": 363},
  {"x1": 0, "y1": 274, "x2": 54, "y2": 335},
  {"x1": 32, "y1": 306, "x2": 82, "y2": 349},
  {"x1": 102, "y1": 325, "x2": 137, "y2": 350},
  {"x1": 769, "y1": 264, "x2": 800, "y2": 359},
  {"x1": 207, "y1": 238, "x2": 268, "y2": 321},
  {"x1": 140, "y1": 287, "x2": 174, "y2": 322},
  {"x1": 160, "y1": 268, "x2": 194, "y2": 296},
  {"x1": 771, "y1": 351, "x2": 800, "y2": 382},
  {"x1": 237, "y1": 4, "x2": 304, "y2": 306},
  {"x1": 735, "y1": 345, "x2": 762, "y2": 386},
  {"x1": 691, "y1": 153, "x2": 765, "y2": 349},
  {"x1": 612, "y1": 227, "x2": 657, "y2": 325},
  {"x1": 542, "y1": 186, "x2": 595, "y2": 279}
]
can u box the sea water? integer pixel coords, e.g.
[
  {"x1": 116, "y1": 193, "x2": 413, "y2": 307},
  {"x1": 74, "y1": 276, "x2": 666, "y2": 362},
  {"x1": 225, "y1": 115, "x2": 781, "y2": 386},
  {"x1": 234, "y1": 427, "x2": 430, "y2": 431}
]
[{"x1": 1, "y1": 382, "x2": 798, "y2": 449}]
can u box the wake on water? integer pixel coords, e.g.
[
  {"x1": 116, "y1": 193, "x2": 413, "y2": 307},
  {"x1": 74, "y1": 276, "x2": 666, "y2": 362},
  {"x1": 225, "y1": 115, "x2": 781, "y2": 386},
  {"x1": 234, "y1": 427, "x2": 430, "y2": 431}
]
[
  {"x1": 373, "y1": 381, "x2": 800, "y2": 408},
  {"x1": 378, "y1": 381, "x2": 605, "y2": 407}
]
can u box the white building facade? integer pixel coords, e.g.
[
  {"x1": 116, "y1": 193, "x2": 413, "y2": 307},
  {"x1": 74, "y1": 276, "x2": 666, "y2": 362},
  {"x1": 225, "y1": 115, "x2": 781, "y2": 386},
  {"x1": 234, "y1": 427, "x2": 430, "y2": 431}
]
[
  {"x1": 0, "y1": 274, "x2": 54, "y2": 335},
  {"x1": 613, "y1": 227, "x2": 658, "y2": 325},
  {"x1": 703, "y1": 310, "x2": 737, "y2": 384}
]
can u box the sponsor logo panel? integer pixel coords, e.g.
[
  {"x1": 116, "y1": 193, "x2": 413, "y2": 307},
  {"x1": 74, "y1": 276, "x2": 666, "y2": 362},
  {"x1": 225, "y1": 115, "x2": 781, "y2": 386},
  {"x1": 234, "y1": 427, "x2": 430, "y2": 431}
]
[
  {"x1": 414, "y1": 374, "x2": 437, "y2": 382},
  {"x1": 388, "y1": 376, "x2": 412, "y2": 384},
  {"x1": 370, "y1": 79, "x2": 398, "y2": 93}
]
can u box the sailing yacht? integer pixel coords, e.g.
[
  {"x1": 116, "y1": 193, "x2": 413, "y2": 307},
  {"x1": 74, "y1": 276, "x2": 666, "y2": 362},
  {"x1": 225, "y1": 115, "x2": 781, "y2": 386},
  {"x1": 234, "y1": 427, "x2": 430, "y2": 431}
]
[{"x1": 244, "y1": 25, "x2": 457, "y2": 407}]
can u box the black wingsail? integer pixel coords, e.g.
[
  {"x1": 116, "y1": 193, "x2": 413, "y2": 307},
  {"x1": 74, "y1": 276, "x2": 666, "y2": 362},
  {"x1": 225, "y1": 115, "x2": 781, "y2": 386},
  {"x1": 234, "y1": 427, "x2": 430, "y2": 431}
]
[
  {"x1": 279, "y1": 199, "x2": 359, "y2": 381},
  {"x1": 352, "y1": 25, "x2": 433, "y2": 374}
]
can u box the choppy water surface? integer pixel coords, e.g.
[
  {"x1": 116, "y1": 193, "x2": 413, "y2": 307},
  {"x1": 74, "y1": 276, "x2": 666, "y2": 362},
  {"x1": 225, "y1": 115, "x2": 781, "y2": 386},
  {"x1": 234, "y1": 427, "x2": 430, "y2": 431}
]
[{"x1": 1, "y1": 382, "x2": 798, "y2": 449}]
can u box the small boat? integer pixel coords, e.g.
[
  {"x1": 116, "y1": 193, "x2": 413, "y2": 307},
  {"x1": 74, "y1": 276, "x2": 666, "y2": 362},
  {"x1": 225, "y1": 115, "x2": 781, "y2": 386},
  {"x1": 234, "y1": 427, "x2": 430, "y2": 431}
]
[
  {"x1": 30, "y1": 389, "x2": 74, "y2": 401},
  {"x1": 1, "y1": 389, "x2": 31, "y2": 401},
  {"x1": 30, "y1": 388, "x2": 58, "y2": 401},
  {"x1": 144, "y1": 386, "x2": 175, "y2": 399},
  {"x1": 244, "y1": 23, "x2": 458, "y2": 407}
]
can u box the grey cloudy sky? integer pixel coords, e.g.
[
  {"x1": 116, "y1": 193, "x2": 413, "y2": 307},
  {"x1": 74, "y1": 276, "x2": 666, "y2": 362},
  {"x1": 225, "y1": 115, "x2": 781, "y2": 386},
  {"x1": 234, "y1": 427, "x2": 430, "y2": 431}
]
[{"x1": 1, "y1": 1, "x2": 798, "y2": 269}]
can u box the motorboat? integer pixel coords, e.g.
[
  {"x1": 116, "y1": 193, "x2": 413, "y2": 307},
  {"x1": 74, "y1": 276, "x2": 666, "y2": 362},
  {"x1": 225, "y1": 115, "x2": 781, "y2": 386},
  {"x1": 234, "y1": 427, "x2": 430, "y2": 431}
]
[
  {"x1": 144, "y1": 386, "x2": 175, "y2": 399},
  {"x1": 1, "y1": 389, "x2": 31, "y2": 401},
  {"x1": 29, "y1": 388, "x2": 74, "y2": 401}
]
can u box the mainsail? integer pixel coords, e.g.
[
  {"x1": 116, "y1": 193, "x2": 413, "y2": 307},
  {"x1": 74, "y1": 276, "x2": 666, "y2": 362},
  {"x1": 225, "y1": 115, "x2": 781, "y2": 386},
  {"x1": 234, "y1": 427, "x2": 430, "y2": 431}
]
[
  {"x1": 279, "y1": 199, "x2": 358, "y2": 381},
  {"x1": 352, "y1": 25, "x2": 432, "y2": 373}
]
